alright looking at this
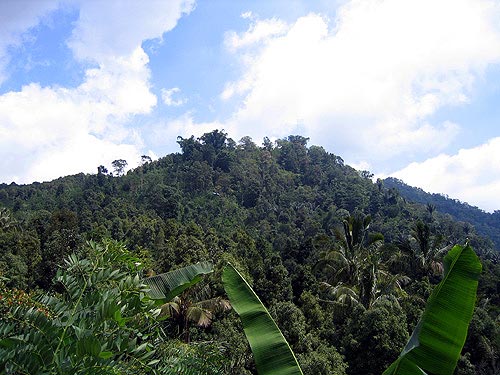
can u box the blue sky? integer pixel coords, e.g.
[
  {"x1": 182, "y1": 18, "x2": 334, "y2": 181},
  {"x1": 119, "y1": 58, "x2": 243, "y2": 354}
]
[{"x1": 1, "y1": 0, "x2": 500, "y2": 212}]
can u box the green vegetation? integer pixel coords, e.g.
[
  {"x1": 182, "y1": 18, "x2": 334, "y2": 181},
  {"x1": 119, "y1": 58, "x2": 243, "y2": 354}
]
[
  {"x1": 384, "y1": 177, "x2": 500, "y2": 250},
  {"x1": 0, "y1": 241, "x2": 483, "y2": 374},
  {"x1": 0, "y1": 241, "x2": 160, "y2": 374},
  {"x1": 0, "y1": 130, "x2": 498, "y2": 374},
  {"x1": 384, "y1": 244, "x2": 481, "y2": 375},
  {"x1": 144, "y1": 261, "x2": 214, "y2": 302},
  {"x1": 223, "y1": 263, "x2": 303, "y2": 375}
]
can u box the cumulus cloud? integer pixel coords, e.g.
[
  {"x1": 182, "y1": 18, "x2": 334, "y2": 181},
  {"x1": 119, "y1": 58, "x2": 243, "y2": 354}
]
[
  {"x1": 0, "y1": 47, "x2": 155, "y2": 183},
  {"x1": 0, "y1": 0, "x2": 194, "y2": 183},
  {"x1": 221, "y1": 0, "x2": 500, "y2": 168},
  {"x1": 389, "y1": 138, "x2": 500, "y2": 212}
]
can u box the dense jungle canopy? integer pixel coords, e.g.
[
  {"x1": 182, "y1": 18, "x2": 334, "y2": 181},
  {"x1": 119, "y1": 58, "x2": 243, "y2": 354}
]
[{"x1": 0, "y1": 130, "x2": 498, "y2": 374}]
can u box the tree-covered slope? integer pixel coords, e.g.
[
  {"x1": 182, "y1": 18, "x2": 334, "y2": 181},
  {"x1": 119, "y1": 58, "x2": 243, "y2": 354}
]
[
  {"x1": 0, "y1": 130, "x2": 498, "y2": 374},
  {"x1": 384, "y1": 177, "x2": 500, "y2": 250}
]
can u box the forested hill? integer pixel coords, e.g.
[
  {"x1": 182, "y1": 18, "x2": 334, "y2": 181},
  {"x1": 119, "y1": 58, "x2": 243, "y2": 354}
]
[
  {"x1": 384, "y1": 177, "x2": 500, "y2": 249},
  {"x1": 1, "y1": 130, "x2": 499, "y2": 374},
  {"x1": 1, "y1": 131, "x2": 497, "y2": 258}
]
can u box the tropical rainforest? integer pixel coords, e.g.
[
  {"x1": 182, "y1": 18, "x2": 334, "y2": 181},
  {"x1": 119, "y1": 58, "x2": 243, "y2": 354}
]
[{"x1": 0, "y1": 130, "x2": 498, "y2": 374}]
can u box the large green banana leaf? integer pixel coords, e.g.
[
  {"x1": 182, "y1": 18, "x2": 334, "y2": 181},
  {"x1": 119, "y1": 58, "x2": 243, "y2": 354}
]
[
  {"x1": 222, "y1": 263, "x2": 303, "y2": 375},
  {"x1": 383, "y1": 244, "x2": 481, "y2": 375},
  {"x1": 144, "y1": 261, "x2": 213, "y2": 301}
]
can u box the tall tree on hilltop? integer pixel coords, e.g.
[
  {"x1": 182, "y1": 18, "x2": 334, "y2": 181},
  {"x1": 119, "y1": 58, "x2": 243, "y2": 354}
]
[{"x1": 111, "y1": 159, "x2": 128, "y2": 176}]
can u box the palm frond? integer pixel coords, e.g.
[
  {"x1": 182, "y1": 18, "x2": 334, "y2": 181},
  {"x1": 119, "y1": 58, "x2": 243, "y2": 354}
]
[
  {"x1": 195, "y1": 297, "x2": 231, "y2": 314},
  {"x1": 187, "y1": 306, "x2": 213, "y2": 327}
]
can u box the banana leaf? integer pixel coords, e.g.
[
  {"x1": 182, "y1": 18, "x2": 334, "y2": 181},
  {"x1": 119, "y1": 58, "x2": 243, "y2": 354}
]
[
  {"x1": 222, "y1": 263, "x2": 303, "y2": 375},
  {"x1": 144, "y1": 261, "x2": 213, "y2": 301},
  {"x1": 383, "y1": 244, "x2": 481, "y2": 375}
]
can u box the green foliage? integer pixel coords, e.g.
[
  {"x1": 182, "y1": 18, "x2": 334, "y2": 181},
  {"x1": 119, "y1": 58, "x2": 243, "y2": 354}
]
[
  {"x1": 0, "y1": 131, "x2": 498, "y2": 373},
  {"x1": 343, "y1": 303, "x2": 409, "y2": 375},
  {"x1": 143, "y1": 261, "x2": 230, "y2": 344},
  {"x1": 223, "y1": 263, "x2": 304, "y2": 375},
  {"x1": 208, "y1": 315, "x2": 255, "y2": 374},
  {"x1": 158, "y1": 340, "x2": 229, "y2": 374},
  {"x1": 297, "y1": 345, "x2": 347, "y2": 375},
  {"x1": 112, "y1": 159, "x2": 128, "y2": 176},
  {"x1": 144, "y1": 261, "x2": 214, "y2": 302},
  {"x1": 317, "y1": 212, "x2": 408, "y2": 311},
  {"x1": 384, "y1": 177, "x2": 500, "y2": 250},
  {"x1": 269, "y1": 301, "x2": 307, "y2": 352},
  {"x1": 396, "y1": 220, "x2": 450, "y2": 279},
  {"x1": 459, "y1": 306, "x2": 500, "y2": 374},
  {"x1": 0, "y1": 212, "x2": 41, "y2": 289},
  {"x1": 383, "y1": 244, "x2": 481, "y2": 375},
  {"x1": 0, "y1": 240, "x2": 159, "y2": 374},
  {"x1": 0, "y1": 207, "x2": 18, "y2": 232}
]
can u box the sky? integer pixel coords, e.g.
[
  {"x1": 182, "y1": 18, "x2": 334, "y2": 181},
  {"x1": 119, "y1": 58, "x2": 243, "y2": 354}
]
[{"x1": 1, "y1": 0, "x2": 500, "y2": 212}]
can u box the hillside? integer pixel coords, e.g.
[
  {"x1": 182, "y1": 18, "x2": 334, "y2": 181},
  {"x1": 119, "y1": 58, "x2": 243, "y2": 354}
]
[
  {"x1": 1, "y1": 130, "x2": 498, "y2": 374},
  {"x1": 384, "y1": 177, "x2": 500, "y2": 250}
]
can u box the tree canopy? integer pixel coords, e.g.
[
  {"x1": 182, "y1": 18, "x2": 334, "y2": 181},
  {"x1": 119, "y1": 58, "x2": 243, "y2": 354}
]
[{"x1": 0, "y1": 130, "x2": 498, "y2": 374}]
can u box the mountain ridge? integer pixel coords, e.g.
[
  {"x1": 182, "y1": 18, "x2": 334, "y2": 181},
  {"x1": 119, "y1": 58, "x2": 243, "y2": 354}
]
[{"x1": 383, "y1": 177, "x2": 500, "y2": 250}]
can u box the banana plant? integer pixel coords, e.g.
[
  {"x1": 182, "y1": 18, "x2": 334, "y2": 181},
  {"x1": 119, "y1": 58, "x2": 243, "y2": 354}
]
[
  {"x1": 143, "y1": 261, "x2": 214, "y2": 302},
  {"x1": 223, "y1": 263, "x2": 303, "y2": 375},
  {"x1": 224, "y1": 243, "x2": 480, "y2": 375},
  {"x1": 144, "y1": 261, "x2": 226, "y2": 343},
  {"x1": 383, "y1": 243, "x2": 481, "y2": 375}
]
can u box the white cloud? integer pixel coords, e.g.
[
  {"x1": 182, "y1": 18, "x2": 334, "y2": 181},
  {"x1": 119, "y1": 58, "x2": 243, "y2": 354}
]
[
  {"x1": 0, "y1": 0, "x2": 60, "y2": 84},
  {"x1": 68, "y1": 0, "x2": 195, "y2": 62},
  {"x1": 350, "y1": 160, "x2": 371, "y2": 172},
  {"x1": 224, "y1": 17, "x2": 288, "y2": 52},
  {"x1": 0, "y1": 47, "x2": 154, "y2": 183},
  {"x1": 0, "y1": 0, "x2": 194, "y2": 183},
  {"x1": 148, "y1": 113, "x2": 223, "y2": 149},
  {"x1": 221, "y1": 0, "x2": 500, "y2": 167},
  {"x1": 389, "y1": 138, "x2": 500, "y2": 212},
  {"x1": 161, "y1": 87, "x2": 186, "y2": 106}
]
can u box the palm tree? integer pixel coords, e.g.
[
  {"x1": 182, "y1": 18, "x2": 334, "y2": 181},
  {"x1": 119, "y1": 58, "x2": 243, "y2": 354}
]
[
  {"x1": 396, "y1": 220, "x2": 450, "y2": 279},
  {"x1": 143, "y1": 261, "x2": 231, "y2": 343},
  {"x1": 160, "y1": 284, "x2": 231, "y2": 343},
  {"x1": 317, "y1": 212, "x2": 408, "y2": 310}
]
